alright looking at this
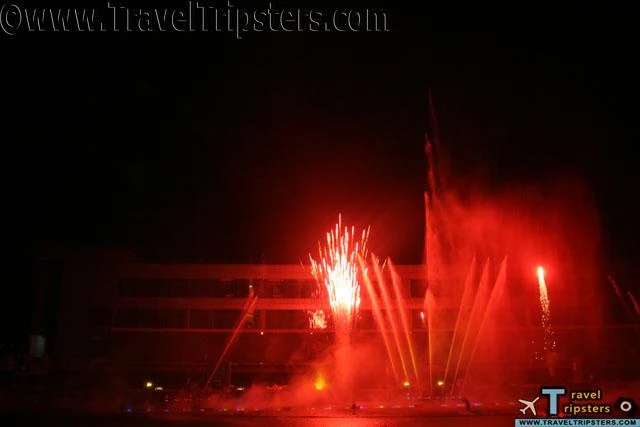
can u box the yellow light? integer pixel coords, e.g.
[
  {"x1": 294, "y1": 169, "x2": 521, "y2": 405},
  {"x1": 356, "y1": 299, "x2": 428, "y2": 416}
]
[
  {"x1": 437, "y1": 380, "x2": 444, "y2": 387},
  {"x1": 314, "y1": 375, "x2": 326, "y2": 391},
  {"x1": 537, "y1": 266, "x2": 545, "y2": 282},
  {"x1": 145, "y1": 381, "x2": 153, "y2": 388},
  {"x1": 154, "y1": 386, "x2": 163, "y2": 391},
  {"x1": 403, "y1": 380, "x2": 410, "y2": 388}
]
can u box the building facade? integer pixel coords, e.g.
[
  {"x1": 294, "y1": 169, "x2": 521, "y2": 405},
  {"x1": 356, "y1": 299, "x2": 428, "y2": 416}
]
[{"x1": 29, "y1": 249, "x2": 639, "y2": 390}]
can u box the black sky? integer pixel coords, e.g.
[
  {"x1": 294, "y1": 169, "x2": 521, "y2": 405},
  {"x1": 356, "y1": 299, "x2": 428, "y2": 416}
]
[{"x1": 2, "y1": 3, "x2": 639, "y2": 339}]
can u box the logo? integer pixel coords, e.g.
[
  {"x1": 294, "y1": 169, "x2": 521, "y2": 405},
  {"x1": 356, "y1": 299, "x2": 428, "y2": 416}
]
[
  {"x1": 540, "y1": 387, "x2": 567, "y2": 416},
  {"x1": 519, "y1": 396, "x2": 540, "y2": 416},
  {"x1": 614, "y1": 397, "x2": 638, "y2": 417},
  {"x1": 515, "y1": 386, "x2": 639, "y2": 427}
]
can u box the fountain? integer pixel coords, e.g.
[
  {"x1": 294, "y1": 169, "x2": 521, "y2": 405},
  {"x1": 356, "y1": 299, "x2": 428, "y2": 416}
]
[
  {"x1": 185, "y1": 111, "x2": 639, "y2": 417},
  {"x1": 286, "y1": 135, "x2": 610, "y2": 406},
  {"x1": 189, "y1": 155, "x2": 635, "y2": 417}
]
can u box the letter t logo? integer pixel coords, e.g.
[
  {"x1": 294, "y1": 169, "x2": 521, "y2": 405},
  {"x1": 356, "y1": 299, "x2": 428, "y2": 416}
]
[{"x1": 541, "y1": 387, "x2": 566, "y2": 415}]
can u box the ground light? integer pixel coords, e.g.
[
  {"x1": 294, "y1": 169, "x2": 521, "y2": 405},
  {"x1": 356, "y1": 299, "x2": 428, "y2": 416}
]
[{"x1": 314, "y1": 375, "x2": 326, "y2": 391}]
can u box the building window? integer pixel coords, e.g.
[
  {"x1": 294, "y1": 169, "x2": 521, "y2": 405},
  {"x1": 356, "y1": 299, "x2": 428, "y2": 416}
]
[
  {"x1": 118, "y1": 278, "x2": 243, "y2": 298},
  {"x1": 118, "y1": 278, "x2": 165, "y2": 297},
  {"x1": 300, "y1": 280, "x2": 318, "y2": 298},
  {"x1": 281, "y1": 280, "x2": 301, "y2": 298},
  {"x1": 189, "y1": 279, "x2": 218, "y2": 297},
  {"x1": 214, "y1": 310, "x2": 243, "y2": 329},
  {"x1": 165, "y1": 279, "x2": 190, "y2": 297},
  {"x1": 237, "y1": 280, "x2": 253, "y2": 297},
  {"x1": 188, "y1": 309, "x2": 260, "y2": 329},
  {"x1": 410, "y1": 280, "x2": 426, "y2": 298},
  {"x1": 189, "y1": 310, "x2": 216, "y2": 328},
  {"x1": 265, "y1": 310, "x2": 309, "y2": 330},
  {"x1": 115, "y1": 309, "x2": 187, "y2": 329}
]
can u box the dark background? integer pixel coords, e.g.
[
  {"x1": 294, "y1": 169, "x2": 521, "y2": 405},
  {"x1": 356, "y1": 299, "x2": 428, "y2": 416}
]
[{"x1": 1, "y1": 3, "x2": 638, "y2": 341}]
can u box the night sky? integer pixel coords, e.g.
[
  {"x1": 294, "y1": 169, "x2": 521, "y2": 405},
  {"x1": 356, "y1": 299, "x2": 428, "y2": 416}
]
[{"x1": 2, "y1": 4, "x2": 638, "y2": 340}]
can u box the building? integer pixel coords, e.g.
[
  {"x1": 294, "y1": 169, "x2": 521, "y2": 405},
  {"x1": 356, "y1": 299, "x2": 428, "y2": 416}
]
[{"x1": 29, "y1": 249, "x2": 640, "y2": 390}]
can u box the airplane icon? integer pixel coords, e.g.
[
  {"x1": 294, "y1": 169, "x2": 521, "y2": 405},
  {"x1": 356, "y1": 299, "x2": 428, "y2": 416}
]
[{"x1": 518, "y1": 397, "x2": 540, "y2": 416}]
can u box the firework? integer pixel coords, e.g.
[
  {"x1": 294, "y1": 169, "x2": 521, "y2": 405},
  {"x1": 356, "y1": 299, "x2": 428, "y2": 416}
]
[
  {"x1": 309, "y1": 214, "x2": 370, "y2": 338},
  {"x1": 307, "y1": 309, "x2": 328, "y2": 329},
  {"x1": 537, "y1": 266, "x2": 556, "y2": 353}
]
